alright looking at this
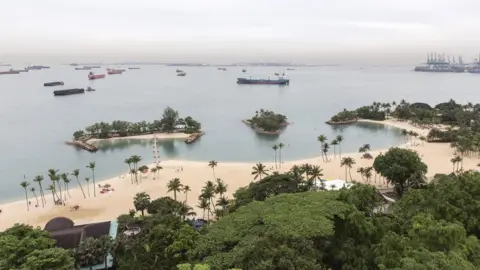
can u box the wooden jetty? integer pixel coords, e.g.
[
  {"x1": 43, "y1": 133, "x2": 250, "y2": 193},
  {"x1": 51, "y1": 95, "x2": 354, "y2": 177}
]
[
  {"x1": 185, "y1": 132, "x2": 204, "y2": 144},
  {"x1": 66, "y1": 140, "x2": 98, "y2": 152}
]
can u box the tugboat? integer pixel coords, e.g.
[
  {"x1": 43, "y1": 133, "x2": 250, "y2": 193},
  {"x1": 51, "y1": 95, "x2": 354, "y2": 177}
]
[
  {"x1": 237, "y1": 74, "x2": 289, "y2": 85},
  {"x1": 88, "y1": 72, "x2": 106, "y2": 80},
  {"x1": 86, "y1": 87, "x2": 96, "y2": 92}
]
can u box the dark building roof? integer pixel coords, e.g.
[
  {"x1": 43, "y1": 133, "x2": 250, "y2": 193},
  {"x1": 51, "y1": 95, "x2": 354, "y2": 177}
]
[{"x1": 44, "y1": 217, "x2": 112, "y2": 250}]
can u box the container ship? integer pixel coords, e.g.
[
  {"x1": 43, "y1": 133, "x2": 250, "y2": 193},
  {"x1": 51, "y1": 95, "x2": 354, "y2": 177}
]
[
  {"x1": 53, "y1": 88, "x2": 85, "y2": 96},
  {"x1": 237, "y1": 75, "x2": 290, "y2": 85},
  {"x1": 466, "y1": 53, "x2": 480, "y2": 73},
  {"x1": 414, "y1": 53, "x2": 465, "y2": 73},
  {"x1": 88, "y1": 72, "x2": 105, "y2": 80}
]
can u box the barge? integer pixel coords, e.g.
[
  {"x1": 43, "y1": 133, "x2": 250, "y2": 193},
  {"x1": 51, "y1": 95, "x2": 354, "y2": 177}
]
[
  {"x1": 53, "y1": 88, "x2": 85, "y2": 96},
  {"x1": 44, "y1": 81, "x2": 64, "y2": 87}
]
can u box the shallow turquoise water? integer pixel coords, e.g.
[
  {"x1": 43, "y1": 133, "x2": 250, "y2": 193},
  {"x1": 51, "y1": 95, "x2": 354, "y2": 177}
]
[{"x1": 1, "y1": 65, "x2": 477, "y2": 202}]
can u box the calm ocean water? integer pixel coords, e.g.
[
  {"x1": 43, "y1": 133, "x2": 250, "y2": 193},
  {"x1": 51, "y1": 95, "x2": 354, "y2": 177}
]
[{"x1": 0, "y1": 65, "x2": 477, "y2": 202}]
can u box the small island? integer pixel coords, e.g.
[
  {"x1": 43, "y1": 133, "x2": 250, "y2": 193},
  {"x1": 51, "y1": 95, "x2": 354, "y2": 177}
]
[
  {"x1": 69, "y1": 107, "x2": 203, "y2": 151},
  {"x1": 243, "y1": 109, "x2": 288, "y2": 135}
]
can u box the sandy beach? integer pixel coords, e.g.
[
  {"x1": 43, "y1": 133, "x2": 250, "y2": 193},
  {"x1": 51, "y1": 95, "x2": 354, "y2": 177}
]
[
  {"x1": 87, "y1": 132, "x2": 191, "y2": 143},
  {"x1": 0, "y1": 119, "x2": 472, "y2": 230}
]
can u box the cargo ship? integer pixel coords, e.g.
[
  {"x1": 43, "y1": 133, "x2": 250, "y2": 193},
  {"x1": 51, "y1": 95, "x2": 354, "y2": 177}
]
[
  {"x1": 44, "y1": 81, "x2": 64, "y2": 87},
  {"x1": 27, "y1": 65, "x2": 50, "y2": 70},
  {"x1": 12, "y1": 68, "x2": 28, "y2": 73},
  {"x1": 237, "y1": 75, "x2": 290, "y2": 85},
  {"x1": 53, "y1": 88, "x2": 85, "y2": 96},
  {"x1": 466, "y1": 53, "x2": 480, "y2": 73},
  {"x1": 414, "y1": 53, "x2": 465, "y2": 73},
  {"x1": 75, "y1": 67, "x2": 92, "y2": 70},
  {"x1": 218, "y1": 67, "x2": 227, "y2": 71},
  {"x1": 128, "y1": 67, "x2": 140, "y2": 69},
  {"x1": 107, "y1": 68, "x2": 124, "y2": 75},
  {"x1": 88, "y1": 72, "x2": 105, "y2": 80},
  {"x1": 84, "y1": 65, "x2": 101, "y2": 68},
  {"x1": 0, "y1": 69, "x2": 20, "y2": 75}
]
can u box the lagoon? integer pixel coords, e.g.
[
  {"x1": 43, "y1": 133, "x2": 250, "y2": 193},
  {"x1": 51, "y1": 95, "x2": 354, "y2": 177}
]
[{"x1": 1, "y1": 64, "x2": 477, "y2": 202}]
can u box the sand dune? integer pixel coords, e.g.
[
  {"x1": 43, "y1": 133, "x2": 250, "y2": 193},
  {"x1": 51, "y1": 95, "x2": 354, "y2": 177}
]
[{"x1": 0, "y1": 119, "x2": 470, "y2": 230}]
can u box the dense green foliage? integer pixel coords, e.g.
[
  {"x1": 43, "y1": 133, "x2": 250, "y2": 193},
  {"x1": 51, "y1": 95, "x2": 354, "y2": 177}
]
[
  {"x1": 73, "y1": 106, "x2": 201, "y2": 139},
  {"x1": 247, "y1": 109, "x2": 288, "y2": 132},
  {"x1": 329, "y1": 102, "x2": 388, "y2": 123},
  {"x1": 0, "y1": 224, "x2": 75, "y2": 269},
  {"x1": 5, "y1": 147, "x2": 480, "y2": 269}
]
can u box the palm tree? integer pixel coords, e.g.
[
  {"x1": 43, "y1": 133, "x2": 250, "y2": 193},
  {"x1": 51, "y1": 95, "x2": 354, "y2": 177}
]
[
  {"x1": 401, "y1": 129, "x2": 408, "y2": 146},
  {"x1": 309, "y1": 165, "x2": 324, "y2": 190},
  {"x1": 272, "y1": 145, "x2": 279, "y2": 168},
  {"x1": 301, "y1": 163, "x2": 312, "y2": 180},
  {"x1": 278, "y1": 142, "x2": 285, "y2": 167},
  {"x1": 208, "y1": 160, "x2": 218, "y2": 179},
  {"x1": 362, "y1": 144, "x2": 371, "y2": 153},
  {"x1": 33, "y1": 175, "x2": 46, "y2": 207},
  {"x1": 72, "y1": 169, "x2": 86, "y2": 199},
  {"x1": 130, "y1": 155, "x2": 142, "y2": 184},
  {"x1": 183, "y1": 185, "x2": 191, "y2": 203},
  {"x1": 317, "y1": 135, "x2": 327, "y2": 161},
  {"x1": 331, "y1": 139, "x2": 338, "y2": 158},
  {"x1": 322, "y1": 143, "x2": 330, "y2": 162},
  {"x1": 167, "y1": 178, "x2": 183, "y2": 200},
  {"x1": 340, "y1": 157, "x2": 356, "y2": 182},
  {"x1": 86, "y1": 162, "x2": 96, "y2": 197},
  {"x1": 84, "y1": 177, "x2": 91, "y2": 197},
  {"x1": 178, "y1": 202, "x2": 196, "y2": 221},
  {"x1": 215, "y1": 178, "x2": 228, "y2": 197},
  {"x1": 60, "y1": 173, "x2": 71, "y2": 201},
  {"x1": 364, "y1": 167, "x2": 373, "y2": 184},
  {"x1": 30, "y1": 187, "x2": 39, "y2": 207},
  {"x1": 216, "y1": 196, "x2": 229, "y2": 215},
  {"x1": 201, "y1": 181, "x2": 216, "y2": 216},
  {"x1": 197, "y1": 197, "x2": 209, "y2": 220},
  {"x1": 151, "y1": 168, "x2": 157, "y2": 180},
  {"x1": 124, "y1": 158, "x2": 134, "y2": 184},
  {"x1": 450, "y1": 157, "x2": 457, "y2": 173},
  {"x1": 20, "y1": 181, "x2": 30, "y2": 211},
  {"x1": 336, "y1": 135, "x2": 344, "y2": 158},
  {"x1": 155, "y1": 165, "x2": 163, "y2": 180},
  {"x1": 251, "y1": 162, "x2": 269, "y2": 180},
  {"x1": 46, "y1": 184, "x2": 56, "y2": 204},
  {"x1": 47, "y1": 169, "x2": 61, "y2": 201}
]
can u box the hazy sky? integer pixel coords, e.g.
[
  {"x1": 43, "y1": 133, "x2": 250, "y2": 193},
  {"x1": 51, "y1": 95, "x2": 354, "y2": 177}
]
[{"x1": 2, "y1": 0, "x2": 480, "y2": 63}]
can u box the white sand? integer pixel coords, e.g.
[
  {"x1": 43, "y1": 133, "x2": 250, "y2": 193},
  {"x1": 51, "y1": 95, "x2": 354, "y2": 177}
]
[
  {"x1": 0, "y1": 119, "x2": 471, "y2": 230},
  {"x1": 87, "y1": 132, "x2": 190, "y2": 143}
]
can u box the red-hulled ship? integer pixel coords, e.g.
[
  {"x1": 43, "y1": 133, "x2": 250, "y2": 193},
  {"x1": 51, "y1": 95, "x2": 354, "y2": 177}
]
[
  {"x1": 88, "y1": 72, "x2": 106, "y2": 80},
  {"x1": 107, "y1": 68, "x2": 124, "y2": 75}
]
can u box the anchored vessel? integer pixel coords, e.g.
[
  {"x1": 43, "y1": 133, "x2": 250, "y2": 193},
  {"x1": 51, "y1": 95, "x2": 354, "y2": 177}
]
[
  {"x1": 75, "y1": 67, "x2": 92, "y2": 70},
  {"x1": 0, "y1": 69, "x2": 20, "y2": 75},
  {"x1": 107, "y1": 68, "x2": 124, "y2": 75},
  {"x1": 414, "y1": 53, "x2": 465, "y2": 73},
  {"x1": 177, "y1": 71, "x2": 187, "y2": 76},
  {"x1": 88, "y1": 72, "x2": 105, "y2": 80},
  {"x1": 44, "y1": 81, "x2": 64, "y2": 87},
  {"x1": 237, "y1": 75, "x2": 290, "y2": 85},
  {"x1": 53, "y1": 88, "x2": 85, "y2": 96}
]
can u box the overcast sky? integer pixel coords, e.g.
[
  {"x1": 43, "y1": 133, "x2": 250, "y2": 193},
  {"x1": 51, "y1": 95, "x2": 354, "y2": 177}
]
[{"x1": 2, "y1": 0, "x2": 480, "y2": 64}]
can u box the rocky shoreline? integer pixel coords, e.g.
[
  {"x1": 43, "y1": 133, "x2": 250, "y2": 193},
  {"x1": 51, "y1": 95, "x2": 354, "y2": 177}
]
[
  {"x1": 325, "y1": 119, "x2": 358, "y2": 125},
  {"x1": 242, "y1": 119, "x2": 289, "y2": 135}
]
